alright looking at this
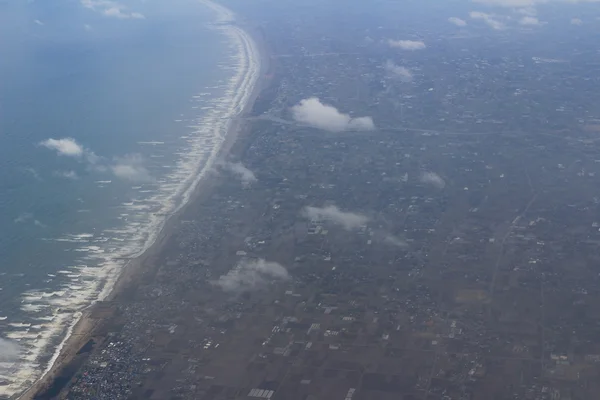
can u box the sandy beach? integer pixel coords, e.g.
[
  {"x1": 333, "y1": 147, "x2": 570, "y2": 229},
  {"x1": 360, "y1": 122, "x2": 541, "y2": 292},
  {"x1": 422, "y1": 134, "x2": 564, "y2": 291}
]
[{"x1": 17, "y1": 1, "x2": 271, "y2": 398}]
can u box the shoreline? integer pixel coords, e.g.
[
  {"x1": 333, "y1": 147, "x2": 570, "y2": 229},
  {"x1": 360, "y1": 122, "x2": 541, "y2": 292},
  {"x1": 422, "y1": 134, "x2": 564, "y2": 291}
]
[{"x1": 16, "y1": 1, "x2": 270, "y2": 399}]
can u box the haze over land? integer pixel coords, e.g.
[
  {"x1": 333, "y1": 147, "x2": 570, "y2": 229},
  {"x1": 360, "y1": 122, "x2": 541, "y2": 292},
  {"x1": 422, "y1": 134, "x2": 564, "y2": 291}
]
[{"x1": 3, "y1": 0, "x2": 600, "y2": 399}]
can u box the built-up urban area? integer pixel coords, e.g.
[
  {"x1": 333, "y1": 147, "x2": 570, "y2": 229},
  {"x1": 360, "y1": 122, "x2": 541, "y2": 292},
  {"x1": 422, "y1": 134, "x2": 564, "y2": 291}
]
[{"x1": 31, "y1": 0, "x2": 600, "y2": 399}]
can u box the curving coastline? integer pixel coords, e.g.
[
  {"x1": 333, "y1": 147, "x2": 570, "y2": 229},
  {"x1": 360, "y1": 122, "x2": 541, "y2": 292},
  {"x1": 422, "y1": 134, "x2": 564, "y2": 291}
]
[{"x1": 12, "y1": 1, "x2": 265, "y2": 398}]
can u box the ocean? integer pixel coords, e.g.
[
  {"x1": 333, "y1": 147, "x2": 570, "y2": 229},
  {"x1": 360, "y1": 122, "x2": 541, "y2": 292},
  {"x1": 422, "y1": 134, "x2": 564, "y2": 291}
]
[{"x1": 0, "y1": 0, "x2": 259, "y2": 396}]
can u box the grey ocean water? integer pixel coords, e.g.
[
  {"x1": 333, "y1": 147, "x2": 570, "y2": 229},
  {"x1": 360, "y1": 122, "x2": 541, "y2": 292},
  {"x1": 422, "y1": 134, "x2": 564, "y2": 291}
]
[{"x1": 0, "y1": 0, "x2": 244, "y2": 395}]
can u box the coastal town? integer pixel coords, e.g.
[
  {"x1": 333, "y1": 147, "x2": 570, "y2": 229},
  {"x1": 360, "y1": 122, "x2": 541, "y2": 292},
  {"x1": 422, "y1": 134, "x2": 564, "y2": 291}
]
[{"x1": 9, "y1": 0, "x2": 600, "y2": 399}]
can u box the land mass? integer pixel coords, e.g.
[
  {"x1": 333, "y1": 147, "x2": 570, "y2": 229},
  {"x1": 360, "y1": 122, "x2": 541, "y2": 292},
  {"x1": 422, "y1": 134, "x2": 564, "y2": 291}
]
[{"x1": 23, "y1": 0, "x2": 600, "y2": 399}]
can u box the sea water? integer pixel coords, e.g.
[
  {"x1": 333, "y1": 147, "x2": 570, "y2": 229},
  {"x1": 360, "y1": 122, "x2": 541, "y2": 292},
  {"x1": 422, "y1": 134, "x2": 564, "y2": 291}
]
[{"x1": 0, "y1": 0, "x2": 259, "y2": 396}]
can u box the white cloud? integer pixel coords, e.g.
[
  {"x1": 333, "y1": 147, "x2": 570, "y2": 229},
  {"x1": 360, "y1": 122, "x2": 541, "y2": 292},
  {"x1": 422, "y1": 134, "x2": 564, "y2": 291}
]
[
  {"x1": 469, "y1": 11, "x2": 506, "y2": 29},
  {"x1": 39, "y1": 138, "x2": 84, "y2": 157},
  {"x1": 388, "y1": 39, "x2": 426, "y2": 50},
  {"x1": 0, "y1": 338, "x2": 20, "y2": 362},
  {"x1": 225, "y1": 162, "x2": 257, "y2": 187},
  {"x1": 102, "y1": 7, "x2": 124, "y2": 17},
  {"x1": 81, "y1": 0, "x2": 145, "y2": 19},
  {"x1": 14, "y1": 213, "x2": 33, "y2": 224},
  {"x1": 519, "y1": 16, "x2": 542, "y2": 25},
  {"x1": 54, "y1": 170, "x2": 79, "y2": 180},
  {"x1": 302, "y1": 205, "x2": 369, "y2": 230},
  {"x1": 384, "y1": 61, "x2": 413, "y2": 82},
  {"x1": 448, "y1": 17, "x2": 468, "y2": 26},
  {"x1": 24, "y1": 168, "x2": 42, "y2": 181},
  {"x1": 84, "y1": 151, "x2": 102, "y2": 166},
  {"x1": 103, "y1": 7, "x2": 145, "y2": 19},
  {"x1": 291, "y1": 97, "x2": 375, "y2": 132},
  {"x1": 571, "y1": 17, "x2": 583, "y2": 25},
  {"x1": 212, "y1": 259, "x2": 290, "y2": 293},
  {"x1": 420, "y1": 172, "x2": 446, "y2": 189},
  {"x1": 40, "y1": 137, "x2": 99, "y2": 166},
  {"x1": 84, "y1": 24, "x2": 93, "y2": 31},
  {"x1": 34, "y1": 19, "x2": 44, "y2": 26},
  {"x1": 13, "y1": 213, "x2": 46, "y2": 227},
  {"x1": 110, "y1": 154, "x2": 151, "y2": 182}
]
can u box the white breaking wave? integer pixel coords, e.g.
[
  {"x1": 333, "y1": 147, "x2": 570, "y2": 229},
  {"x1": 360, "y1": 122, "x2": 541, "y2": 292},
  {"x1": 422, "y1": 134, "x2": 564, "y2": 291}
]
[{"x1": 0, "y1": 0, "x2": 261, "y2": 397}]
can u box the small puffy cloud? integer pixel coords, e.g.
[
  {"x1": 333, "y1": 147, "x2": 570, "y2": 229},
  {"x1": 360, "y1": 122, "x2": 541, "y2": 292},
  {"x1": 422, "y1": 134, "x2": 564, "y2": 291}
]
[
  {"x1": 212, "y1": 259, "x2": 290, "y2": 293},
  {"x1": 388, "y1": 39, "x2": 426, "y2": 50},
  {"x1": 39, "y1": 138, "x2": 84, "y2": 157},
  {"x1": 302, "y1": 205, "x2": 369, "y2": 230},
  {"x1": 384, "y1": 61, "x2": 413, "y2": 82},
  {"x1": 84, "y1": 151, "x2": 102, "y2": 166},
  {"x1": 102, "y1": 7, "x2": 123, "y2": 17},
  {"x1": 520, "y1": 16, "x2": 542, "y2": 25},
  {"x1": 40, "y1": 137, "x2": 100, "y2": 167},
  {"x1": 110, "y1": 154, "x2": 151, "y2": 182},
  {"x1": 34, "y1": 19, "x2": 44, "y2": 26},
  {"x1": 54, "y1": 170, "x2": 79, "y2": 180},
  {"x1": 103, "y1": 7, "x2": 145, "y2": 19},
  {"x1": 448, "y1": 17, "x2": 467, "y2": 26},
  {"x1": 24, "y1": 168, "x2": 41, "y2": 181},
  {"x1": 469, "y1": 11, "x2": 505, "y2": 30},
  {"x1": 14, "y1": 212, "x2": 33, "y2": 224},
  {"x1": 13, "y1": 213, "x2": 45, "y2": 227},
  {"x1": 420, "y1": 172, "x2": 446, "y2": 189},
  {"x1": 225, "y1": 162, "x2": 257, "y2": 187},
  {"x1": 571, "y1": 18, "x2": 583, "y2": 25},
  {"x1": 291, "y1": 97, "x2": 375, "y2": 132},
  {"x1": 81, "y1": 0, "x2": 145, "y2": 19},
  {"x1": 0, "y1": 338, "x2": 20, "y2": 362}
]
